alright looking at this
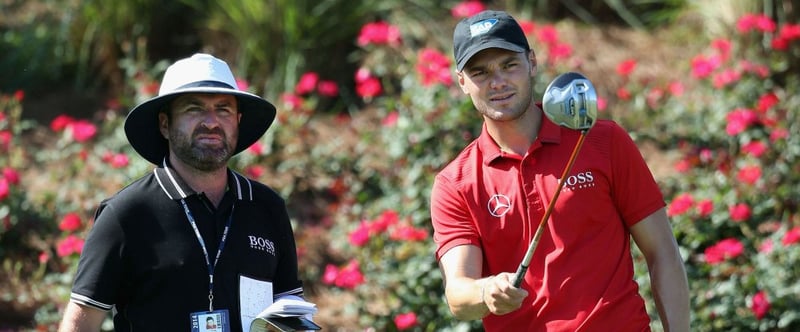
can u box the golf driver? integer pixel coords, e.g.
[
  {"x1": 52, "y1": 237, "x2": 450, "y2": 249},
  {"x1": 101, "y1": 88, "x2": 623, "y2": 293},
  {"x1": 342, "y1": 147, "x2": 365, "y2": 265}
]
[{"x1": 512, "y1": 72, "x2": 598, "y2": 288}]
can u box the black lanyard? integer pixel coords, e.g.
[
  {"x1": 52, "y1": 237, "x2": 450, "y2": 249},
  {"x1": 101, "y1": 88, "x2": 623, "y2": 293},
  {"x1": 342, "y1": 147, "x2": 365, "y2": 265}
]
[{"x1": 180, "y1": 199, "x2": 234, "y2": 312}]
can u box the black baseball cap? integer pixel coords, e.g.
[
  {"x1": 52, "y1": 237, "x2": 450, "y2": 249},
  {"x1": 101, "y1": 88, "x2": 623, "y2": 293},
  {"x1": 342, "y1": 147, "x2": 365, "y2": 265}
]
[{"x1": 453, "y1": 10, "x2": 530, "y2": 71}]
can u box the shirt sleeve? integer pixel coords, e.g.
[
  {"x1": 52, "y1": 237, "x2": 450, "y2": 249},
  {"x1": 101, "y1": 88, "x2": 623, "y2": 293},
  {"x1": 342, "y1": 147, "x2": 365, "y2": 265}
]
[
  {"x1": 430, "y1": 174, "x2": 482, "y2": 261},
  {"x1": 608, "y1": 122, "x2": 666, "y2": 227},
  {"x1": 69, "y1": 200, "x2": 124, "y2": 311}
]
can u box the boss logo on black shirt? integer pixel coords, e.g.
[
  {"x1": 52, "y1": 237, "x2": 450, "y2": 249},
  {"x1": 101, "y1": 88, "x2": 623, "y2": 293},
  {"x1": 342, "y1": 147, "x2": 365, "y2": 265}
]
[{"x1": 248, "y1": 236, "x2": 276, "y2": 256}]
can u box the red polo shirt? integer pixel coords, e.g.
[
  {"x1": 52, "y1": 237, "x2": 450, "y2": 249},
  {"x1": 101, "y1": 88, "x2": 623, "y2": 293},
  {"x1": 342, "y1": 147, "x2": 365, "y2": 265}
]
[{"x1": 431, "y1": 116, "x2": 664, "y2": 331}]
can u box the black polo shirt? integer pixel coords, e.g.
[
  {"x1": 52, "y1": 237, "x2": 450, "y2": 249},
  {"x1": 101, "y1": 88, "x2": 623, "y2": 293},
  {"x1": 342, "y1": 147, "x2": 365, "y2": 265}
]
[{"x1": 70, "y1": 161, "x2": 303, "y2": 331}]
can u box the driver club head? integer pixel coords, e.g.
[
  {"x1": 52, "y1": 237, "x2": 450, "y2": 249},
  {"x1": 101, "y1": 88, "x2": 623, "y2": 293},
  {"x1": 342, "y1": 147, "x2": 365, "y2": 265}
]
[{"x1": 542, "y1": 72, "x2": 598, "y2": 131}]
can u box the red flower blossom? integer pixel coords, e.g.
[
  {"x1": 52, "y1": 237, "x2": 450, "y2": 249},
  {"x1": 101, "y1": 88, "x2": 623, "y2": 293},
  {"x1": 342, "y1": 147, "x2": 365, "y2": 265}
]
[
  {"x1": 334, "y1": 260, "x2": 365, "y2": 289},
  {"x1": 616, "y1": 59, "x2": 637, "y2": 77},
  {"x1": 769, "y1": 128, "x2": 789, "y2": 142},
  {"x1": 416, "y1": 48, "x2": 453, "y2": 87},
  {"x1": 750, "y1": 291, "x2": 770, "y2": 320},
  {"x1": 245, "y1": 165, "x2": 264, "y2": 179},
  {"x1": 616, "y1": 87, "x2": 631, "y2": 101},
  {"x1": 322, "y1": 264, "x2": 339, "y2": 285},
  {"x1": 56, "y1": 235, "x2": 85, "y2": 257},
  {"x1": 725, "y1": 108, "x2": 757, "y2": 136},
  {"x1": 696, "y1": 199, "x2": 714, "y2": 218},
  {"x1": 356, "y1": 77, "x2": 382, "y2": 99},
  {"x1": 711, "y1": 69, "x2": 741, "y2": 89},
  {"x1": 58, "y1": 213, "x2": 82, "y2": 232},
  {"x1": 547, "y1": 43, "x2": 573, "y2": 64},
  {"x1": 317, "y1": 80, "x2": 339, "y2": 97},
  {"x1": 109, "y1": 153, "x2": 129, "y2": 169},
  {"x1": 667, "y1": 81, "x2": 685, "y2": 97},
  {"x1": 69, "y1": 120, "x2": 97, "y2": 142},
  {"x1": 517, "y1": 19, "x2": 535, "y2": 35},
  {"x1": 394, "y1": 312, "x2": 418, "y2": 330},
  {"x1": 39, "y1": 251, "x2": 50, "y2": 264},
  {"x1": 711, "y1": 38, "x2": 732, "y2": 62},
  {"x1": 782, "y1": 227, "x2": 800, "y2": 246},
  {"x1": 741, "y1": 141, "x2": 767, "y2": 158},
  {"x1": 247, "y1": 141, "x2": 264, "y2": 156},
  {"x1": 690, "y1": 54, "x2": 721, "y2": 79},
  {"x1": 758, "y1": 238, "x2": 773, "y2": 253},
  {"x1": 295, "y1": 72, "x2": 319, "y2": 95},
  {"x1": 772, "y1": 23, "x2": 800, "y2": 50},
  {"x1": 236, "y1": 79, "x2": 250, "y2": 92},
  {"x1": 755, "y1": 92, "x2": 779, "y2": 113},
  {"x1": 536, "y1": 25, "x2": 560, "y2": 46},
  {"x1": 348, "y1": 221, "x2": 371, "y2": 247},
  {"x1": 0, "y1": 178, "x2": 8, "y2": 202},
  {"x1": 357, "y1": 21, "x2": 402, "y2": 47},
  {"x1": 729, "y1": 203, "x2": 751, "y2": 222},
  {"x1": 736, "y1": 13, "x2": 776, "y2": 34},
  {"x1": 704, "y1": 238, "x2": 744, "y2": 264},
  {"x1": 280, "y1": 93, "x2": 304, "y2": 111},
  {"x1": 667, "y1": 193, "x2": 694, "y2": 217},
  {"x1": 450, "y1": 0, "x2": 485, "y2": 18},
  {"x1": 382, "y1": 111, "x2": 399, "y2": 127},
  {"x1": 50, "y1": 114, "x2": 75, "y2": 132},
  {"x1": 736, "y1": 165, "x2": 761, "y2": 185},
  {"x1": 13, "y1": 90, "x2": 24, "y2": 102},
  {"x1": 390, "y1": 225, "x2": 428, "y2": 242},
  {"x1": 2, "y1": 167, "x2": 19, "y2": 185}
]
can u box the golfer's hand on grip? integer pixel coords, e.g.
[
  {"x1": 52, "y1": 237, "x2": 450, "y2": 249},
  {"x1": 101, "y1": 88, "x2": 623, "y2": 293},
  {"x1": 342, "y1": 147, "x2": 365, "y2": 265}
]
[{"x1": 483, "y1": 272, "x2": 528, "y2": 315}]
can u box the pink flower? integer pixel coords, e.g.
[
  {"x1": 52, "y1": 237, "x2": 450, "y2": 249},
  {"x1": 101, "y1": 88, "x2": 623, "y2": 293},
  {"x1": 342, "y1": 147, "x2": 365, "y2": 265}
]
[
  {"x1": 390, "y1": 225, "x2": 428, "y2": 242},
  {"x1": 371, "y1": 210, "x2": 399, "y2": 233},
  {"x1": 736, "y1": 165, "x2": 761, "y2": 185},
  {"x1": 741, "y1": 141, "x2": 767, "y2": 158},
  {"x1": 280, "y1": 93, "x2": 304, "y2": 111},
  {"x1": 450, "y1": 0, "x2": 485, "y2": 18},
  {"x1": 245, "y1": 165, "x2": 264, "y2": 179},
  {"x1": 535, "y1": 25, "x2": 560, "y2": 46},
  {"x1": 782, "y1": 227, "x2": 800, "y2": 246},
  {"x1": 756, "y1": 92, "x2": 779, "y2": 113},
  {"x1": 317, "y1": 80, "x2": 339, "y2": 97},
  {"x1": 711, "y1": 69, "x2": 741, "y2": 89},
  {"x1": 616, "y1": 59, "x2": 637, "y2": 77},
  {"x1": 322, "y1": 264, "x2": 339, "y2": 285},
  {"x1": 38, "y1": 251, "x2": 50, "y2": 264},
  {"x1": 597, "y1": 97, "x2": 607, "y2": 112},
  {"x1": 736, "y1": 13, "x2": 776, "y2": 34},
  {"x1": 667, "y1": 81, "x2": 685, "y2": 97},
  {"x1": 356, "y1": 77, "x2": 382, "y2": 99},
  {"x1": 247, "y1": 141, "x2": 264, "y2": 155},
  {"x1": 335, "y1": 260, "x2": 365, "y2": 289},
  {"x1": 769, "y1": 128, "x2": 789, "y2": 142},
  {"x1": 69, "y1": 120, "x2": 97, "y2": 142},
  {"x1": 547, "y1": 43, "x2": 573, "y2": 64},
  {"x1": 357, "y1": 21, "x2": 402, "y2": 47},
  {"x1": 518, "y1": 20, "x2": 536, "y2": 35},
  {"x1": 382, "y1": 111, "x2": 399, "y2": 127},
  {"x1": 0, "y1": 178, "x2": 8, "y2": 202},
  {"x1": 696, "y1": 199, "x2": 714, "y2": 218},
  {"x1": 295, "y1": 72, "x2": 319, "y2": 95},
  {"x1": 109, "y1": 153, "x2": 129, "y2": 169},
  {"x1": 725, "y1": 108, "x2": 758, "y2": 136},
  {"x1": 704, "y1": 238, "x2": 744, "y2": 264},
  {"x1": 750, "y1": 291, "x2": 770, "y2": 320},
  {"x1": 711, "y1": 38, "x2": 732, "y2": 62},
  {"x1": 50, "y1": 114, "x2": 75, "y2": 132},
  {"x1": 13, "y1": 90, "x2": 24, "y2": 102},
  {"x1": 394, "y1": 312, "x2": 418, "y2": 330},
  {"x1": 416, "y1": 48, "x2": 453, "y2": 87},
  {"x1": 348, "y1": 221, "x2": 371, "y2": 247},
  {"x1": 236, "y1": 79, "x2": 250, "y2": 92},
  {"x1": 758, "y1": 238, "x2": 773, "y2": 253},
  {"x1": 56, "y1": 235, "x2": 85, "y2": 257},
  {"x1": 729, "y1": 203, "x2": 751, "y2": 222},
  {"x1": 2, "y1": 167, "x2": 19, "y2": 185},
  {"x1": 667, "y1": 193, "x2": 694, "y2": 217},
  {"x1": 690, "y1": 54, "x2": 720, "y2": 79},
  {"x1": 616, "y1": 87, "x2": 631, "y2": 101},
  {"x1": 58, "y1": 213, "x2": 82, "y2": 232}
]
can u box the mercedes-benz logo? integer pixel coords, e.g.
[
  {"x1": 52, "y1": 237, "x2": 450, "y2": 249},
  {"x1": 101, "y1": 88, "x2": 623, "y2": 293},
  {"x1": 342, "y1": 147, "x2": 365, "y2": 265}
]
[{"x1": 487, "y1": 194, "x2": 512, "y2": 217}]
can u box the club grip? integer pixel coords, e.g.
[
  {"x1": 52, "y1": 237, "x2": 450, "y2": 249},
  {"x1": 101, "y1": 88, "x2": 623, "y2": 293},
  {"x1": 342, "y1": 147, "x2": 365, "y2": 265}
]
[{"x1": 512, "y1": 264, "x2": 527, "y2": 288}]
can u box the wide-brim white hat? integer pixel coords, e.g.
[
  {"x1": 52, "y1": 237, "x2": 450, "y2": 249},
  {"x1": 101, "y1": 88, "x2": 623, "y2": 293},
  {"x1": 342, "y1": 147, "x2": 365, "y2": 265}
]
[{"x1": 124, "y1": 53, "x2": 276, "y2": 165}]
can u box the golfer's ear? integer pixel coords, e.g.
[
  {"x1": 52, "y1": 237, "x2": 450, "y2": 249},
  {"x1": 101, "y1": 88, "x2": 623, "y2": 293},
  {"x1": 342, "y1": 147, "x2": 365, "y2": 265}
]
[
  {"x1": 158, "y1": 112, "x2": 169, "y2": 139},
  {"x1": 457, "y1": 71, "x2": 469, "y2": 94},
  {"x1": 528, "y1": 50, "x2": 537, "y2": 76}
]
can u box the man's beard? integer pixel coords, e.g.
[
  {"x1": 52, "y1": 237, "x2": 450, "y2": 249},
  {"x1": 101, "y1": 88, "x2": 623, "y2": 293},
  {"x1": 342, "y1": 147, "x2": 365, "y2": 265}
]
[{"x1": 169, "y1": 127, "x2": 237, "y2": 172}]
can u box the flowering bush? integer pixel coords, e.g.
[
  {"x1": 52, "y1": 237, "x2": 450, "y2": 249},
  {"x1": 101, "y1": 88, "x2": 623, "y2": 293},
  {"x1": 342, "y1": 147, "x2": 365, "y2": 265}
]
[{"x1": 3, "y1": 1, "x2": 799, "y2": 331}]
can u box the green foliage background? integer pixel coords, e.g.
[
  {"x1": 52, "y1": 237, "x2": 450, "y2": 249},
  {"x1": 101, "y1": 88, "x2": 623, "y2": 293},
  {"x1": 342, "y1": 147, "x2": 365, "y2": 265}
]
[{"x1": 1, "y1": 0, "x2": 799, "y2": 331}]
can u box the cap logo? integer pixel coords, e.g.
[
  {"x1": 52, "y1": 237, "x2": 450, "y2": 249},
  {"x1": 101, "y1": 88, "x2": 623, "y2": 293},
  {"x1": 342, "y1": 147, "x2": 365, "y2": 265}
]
[{"x1": 469, "y1": 19, "x2": 498, "y2": 37}]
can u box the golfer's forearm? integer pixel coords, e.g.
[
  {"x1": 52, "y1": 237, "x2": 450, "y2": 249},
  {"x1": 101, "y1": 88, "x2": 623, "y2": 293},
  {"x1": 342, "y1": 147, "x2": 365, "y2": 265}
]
[
  {"x1": 445, "y1": 277, "x2": 490, "y2": 320},
  {"x1": 651, "y1": 261, "x2": 690, "y2": 332}
]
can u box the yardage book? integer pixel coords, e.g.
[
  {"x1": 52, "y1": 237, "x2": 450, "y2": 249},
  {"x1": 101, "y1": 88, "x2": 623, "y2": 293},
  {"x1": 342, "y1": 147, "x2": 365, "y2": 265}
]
[{"x1": 248, "y1": 298, "x2": 321, "y2": 332}]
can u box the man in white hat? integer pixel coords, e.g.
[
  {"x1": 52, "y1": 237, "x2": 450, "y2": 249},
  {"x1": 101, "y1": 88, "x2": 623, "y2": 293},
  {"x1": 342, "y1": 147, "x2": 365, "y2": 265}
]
[{"x1": 58, "y1": 54, "x2": 310, "y2": 331}]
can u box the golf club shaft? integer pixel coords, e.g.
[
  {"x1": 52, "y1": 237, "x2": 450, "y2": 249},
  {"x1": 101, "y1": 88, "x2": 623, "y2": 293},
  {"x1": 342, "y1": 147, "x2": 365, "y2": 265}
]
[{"x1": 513, "y1": 130, "x2": 588, "y2": 288}]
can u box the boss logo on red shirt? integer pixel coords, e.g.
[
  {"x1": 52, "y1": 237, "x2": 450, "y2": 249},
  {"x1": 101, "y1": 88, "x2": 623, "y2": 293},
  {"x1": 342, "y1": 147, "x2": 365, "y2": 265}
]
[
  {"x1": 563, "y1": 171, "x2": 596, "y2": 191},
  {"x1": 487, "y1": 194, "x2": 512, "y2": 217}
]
